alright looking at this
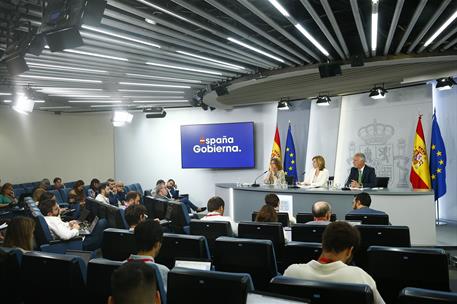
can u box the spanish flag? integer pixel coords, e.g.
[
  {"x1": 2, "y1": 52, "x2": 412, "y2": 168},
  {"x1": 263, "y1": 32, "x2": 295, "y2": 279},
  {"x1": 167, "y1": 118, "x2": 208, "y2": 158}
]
[
  {"x1": 271, "y1": 125, "x2": 282, "y2": 162},
  {"x1": 410, "y1": 115, "x2": 431, "y2": 189}
]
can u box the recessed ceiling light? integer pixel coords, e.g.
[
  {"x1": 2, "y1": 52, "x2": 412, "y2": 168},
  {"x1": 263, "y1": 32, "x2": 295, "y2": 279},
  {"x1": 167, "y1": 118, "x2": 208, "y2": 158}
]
[
  {"x1": 371, "y1": 0, "x2": 379, "y2": 52},
  {"x1": 3, "y1": 100, "x2": 12, "y2": 103},
  {"x1": 0, "y1": 93, "x2": 12, "y2": 96},
  {"x1": 227, "y1": 37, "x2": 285, "y2": 63},
  {"x1": 27, "y1": 62, "x2": 107, "y2": 73},
  {"x1": 424, "y1": 10, "x2": 457, "y2": 47},
  {"x1": 294, "y1": 24, "x2": 330, "y2": 57},
  {"x1": 145, "y1": 18, "x2": 156, "y2": 25},
  {"x1": 119, "y1": 82, "x2": 191, "y2": 88},
  {"x1": 68, "y1": 100, "x2": 122, "y2": 103},
  {"x1": 126, "y1": 73, "x2": 201, "y2": 83},
  {"x1": 268, "y1": 0, "x2": 290, "y2": 17},
  {"x1": 132, "y1": 99, "x2": 188, "y2": 103},
  {"x1": 118, "y1": 89, "x2": 185, "y2": 93},
  {"x1": 64, "y1": 49, "x2": 128, "y2": 61},
  {"x1": 82, "y1": 25, "x2": 161, "y2": 48},
  {"x1": 176, "y1": 50, "x2": 246, "y2": 70},
  {"x1": 146, "y1": 62, "x2": 222, "y2": 75},
  {"x1": 40, "y1": 106, "x2": 72, "y2": 109},
  {"x1": 19, "y1": 75, "x2": 102, "y2": 83}
]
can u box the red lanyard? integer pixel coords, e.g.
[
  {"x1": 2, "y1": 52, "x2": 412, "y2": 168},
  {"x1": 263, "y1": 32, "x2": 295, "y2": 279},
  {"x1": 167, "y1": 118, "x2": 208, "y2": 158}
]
[
  {"x1": 318, "y1": 257, "x2": 334, "y2": 264},
  {"x1": 206, "y1": 213, "x2": 222, "y2": 217}
]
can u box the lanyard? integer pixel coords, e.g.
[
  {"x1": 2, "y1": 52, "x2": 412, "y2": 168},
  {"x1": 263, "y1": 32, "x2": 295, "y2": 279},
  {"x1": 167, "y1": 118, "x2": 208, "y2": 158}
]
[
  {"x1": 318, "y1": 257, "x2": 334, "y2": 264},
  {"x1": 127, "y1": 257, "x2": 154, "y2": 263}
]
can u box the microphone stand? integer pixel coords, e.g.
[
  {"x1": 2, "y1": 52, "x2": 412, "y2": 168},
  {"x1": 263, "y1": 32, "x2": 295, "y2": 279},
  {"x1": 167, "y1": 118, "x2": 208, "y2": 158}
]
[{"x1": 251, "y1": 170, "x2": 268, "y2": 187}]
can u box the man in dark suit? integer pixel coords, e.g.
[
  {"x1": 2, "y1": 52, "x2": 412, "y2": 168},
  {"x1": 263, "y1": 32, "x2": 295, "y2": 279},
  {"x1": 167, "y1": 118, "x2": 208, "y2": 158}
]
[
  {"x1": 347, "y1": 192, "x2": 386, "y2": 215},
  {"x1": 345, "y1": 153, "x2": 377, "y2": 188}
]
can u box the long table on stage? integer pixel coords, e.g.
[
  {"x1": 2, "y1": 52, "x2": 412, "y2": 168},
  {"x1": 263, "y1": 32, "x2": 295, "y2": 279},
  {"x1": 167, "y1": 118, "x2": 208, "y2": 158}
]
[{"x1": 215, "y1": 183, "x2": 436, "y2": 246}]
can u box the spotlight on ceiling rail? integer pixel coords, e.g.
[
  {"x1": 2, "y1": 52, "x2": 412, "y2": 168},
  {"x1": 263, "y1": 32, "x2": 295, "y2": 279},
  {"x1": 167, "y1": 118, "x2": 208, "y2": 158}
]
[{"x1": 369, "y1": 85, "x2": 387, "y2": 99}]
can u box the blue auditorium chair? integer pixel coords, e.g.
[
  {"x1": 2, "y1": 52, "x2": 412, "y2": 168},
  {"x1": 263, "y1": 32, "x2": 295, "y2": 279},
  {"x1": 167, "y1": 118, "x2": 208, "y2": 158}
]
[
  {"x1": 86, "y1": 258, "x2": 123, "y2": 304},
  {"x1": 281, "y1": 241, "x2": 322, "y2": 274},
  {"x1": 189, "y1": 219, "x2": 233, "y2": 257},
  {"x1": 167, "y1": 267, "x2": 254, "y2": 304},
  {"x1": 21, "y1": 251, "x2": 87, "y2": 304},
  {"x1": 134, "y1": 183, "x2": 143, "y2": 194},
  {"x1": 398, "y1": 287, "x2": 457, "y2": 304},
  {"x1": 0, "y1": 247, "x2": 23, "y2": 304},
  {"x1": 354, "y1": 225, "x2": 410, "y2": 270},
  {"x1": 367, "y1": 246, "x2": 450, "y2": 304},
  {"x1": 156, "y1": 233, "x2": 211, "y2": 269},
  {"x1": 270, "y1": 276, "x2": 374, "y2": 304},
  {"x1": 238, "y1": 221, "x2": 285, "y2": 260},
  {"x1": 291, "y1": 223, "x2": 327, "y2": 242},
  {"x1": 102, "y1": 228, "x2": 136, "y2": 261},
  {"x1": 213, "y1": 236, "x2": 278, "y2": 291}
]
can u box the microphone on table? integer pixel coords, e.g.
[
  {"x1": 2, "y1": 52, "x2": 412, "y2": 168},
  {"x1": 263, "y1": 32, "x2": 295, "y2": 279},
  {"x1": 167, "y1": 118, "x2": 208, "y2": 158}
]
[
  {"x1": 301, "y1": 171, "x2": 306, "y2": 175},
  {"x1": 251, "y1": 170, "x2": 268, "y2": 187}
]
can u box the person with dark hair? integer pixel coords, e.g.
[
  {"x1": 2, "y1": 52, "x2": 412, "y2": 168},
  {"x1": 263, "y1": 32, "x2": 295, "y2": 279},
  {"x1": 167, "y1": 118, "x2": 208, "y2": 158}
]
[
  {"x1": 264, "y1": 193, "x2": 296, "y2": 224},
  {"x1": 95, "y1": 183, "x2": 110, "y2": 204},
  {"x1": 128, "y1": 219, "x2": 169, "y2": 290},
  {"x1": 53, "y1": 177, "x2": 64, "y2": 190},
  {"x1": 107, "y1": 178, "x2": 119, "y2": 206},
  {"x1": 39, "y1": 199, "x2": 106, "y2": 251},
  {"x1": 345, "y1": 153, "x2": 377, "y2": 188},
  {"x1": 123, "y1": 191, "x2": 141, "y2": 208},
  {"x1": 68, "y1": 180, "x2": 85, "y2": 204},
  {"x1": 87, "y1": 178, "x2": 100, "y2": 199},
  {"x1": 154, "y1": 183, "x2": 205, "y2": 213},
  {"x1": 109, "y1": 261, "x2": 160, "y2": 304},
  {"x1": 201, "y1": 196, "x2": 238, "y2": 235},
  {"x1": 264, "y1": 157, "x2": 286, "y2": 185},
  {"x1": 3, "y1": 216, "x2": 35, "y2": 251},
  {"x1": 255, "y1": 205, "x2": 278, "y2": 222},
  {"x1": 125, "y1": 204, "x2": 147, "y2": 230},
  {"x1": 0, "y1": 183, "x2": 16, "y2": 207},
  {"x1": 39, "y1": 191, "x2": 56, "y2": 203},
  {"x1": 347, "y1": 192, "x2": 387, "y2": 215},
  {"x1": 306, "y1": 201, "x2": 332, "y2": 225},
  {"x1": 166, "y1": 179, "x2": 178, "y2": 198},
  {"x1": 284, "y1": 221, "x2": 385, "y2": 304}
]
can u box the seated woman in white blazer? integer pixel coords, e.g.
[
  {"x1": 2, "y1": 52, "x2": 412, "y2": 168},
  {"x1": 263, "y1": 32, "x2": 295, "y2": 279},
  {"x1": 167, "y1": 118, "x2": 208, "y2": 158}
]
[{"x1": 303, "y1": 155, "x2": 329, "y2": 187}]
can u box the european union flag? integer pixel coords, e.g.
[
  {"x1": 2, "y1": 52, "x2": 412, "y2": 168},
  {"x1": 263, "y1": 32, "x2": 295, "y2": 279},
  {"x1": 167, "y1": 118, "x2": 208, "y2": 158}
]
[
  {"x1": 430, "y1": 110, "x2": 447, "y2": 201},
  {"x1": 284, "y1": 123, "x2": 298, "y2": 182}
]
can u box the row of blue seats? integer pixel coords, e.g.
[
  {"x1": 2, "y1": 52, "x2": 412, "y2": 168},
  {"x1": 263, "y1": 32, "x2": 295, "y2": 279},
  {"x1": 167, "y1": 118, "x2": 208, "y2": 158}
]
[
  {"x1": 100, "y1": 228, "x2": 452, "y2": 303},
  {"x1": 1, "y1": 242, "x2": 455, "y2": 304}
]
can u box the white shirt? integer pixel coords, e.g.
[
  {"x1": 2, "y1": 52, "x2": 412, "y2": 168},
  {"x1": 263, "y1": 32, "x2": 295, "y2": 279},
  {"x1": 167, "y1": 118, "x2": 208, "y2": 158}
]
[
  {"x1": 284, "y1": 260, "x2": 385, "y2": 304},
  {"x1": 44, "y1": 215, "x2": 79, "y2": 240},
  {"x1": 201, "y1": 211, "x2": 238, "y2": 236},
  {"x1": 304, "y1": 168, "x2": 329, "y2": 187},
  {"x1": 95, "y1": 193, "x2": 110, "y2": 204}
]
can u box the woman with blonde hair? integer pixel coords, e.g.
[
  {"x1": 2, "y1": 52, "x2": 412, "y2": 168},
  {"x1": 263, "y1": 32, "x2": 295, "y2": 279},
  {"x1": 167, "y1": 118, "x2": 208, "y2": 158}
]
[
  {"x1": 303, "y1": 155, "x2": 329, "y2": 187},
  {"x1": 264, "y1": 157, "x2": 286, "y2": 185},
  {"x1": 3, "y1": 216, "x2": 35, "y2": 251}
]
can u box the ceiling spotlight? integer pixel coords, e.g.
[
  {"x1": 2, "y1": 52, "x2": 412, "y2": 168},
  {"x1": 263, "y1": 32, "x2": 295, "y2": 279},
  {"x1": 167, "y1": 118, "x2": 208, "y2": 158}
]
[
  {"x1": 435, "y1": 77, "x2": 456, "y2": 91},
  {"x1": 369, "y1": 86, "x2": 387, "y2": 99},
  {"x1": 278, "y1": 99, "x2": 289, "y2": 110},
  {"x1": 112, "y1": 111, "x2": 133, "y2": 127},
  {"x1": 13, "y1": 94, "x2": 34, "y2": 115},
  {"x1": 316, "y1": 95, "x2": 331, "y2": 106}
]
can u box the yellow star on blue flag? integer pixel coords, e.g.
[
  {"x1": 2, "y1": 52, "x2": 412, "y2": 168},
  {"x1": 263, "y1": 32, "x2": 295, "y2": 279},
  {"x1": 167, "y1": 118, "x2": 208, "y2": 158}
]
[
  {"x1": 430, "y1": 110, "x2": 447, "y2": 201},
  {"x1": 283, "y1": 123, "x2": 298, "y2": 183}
]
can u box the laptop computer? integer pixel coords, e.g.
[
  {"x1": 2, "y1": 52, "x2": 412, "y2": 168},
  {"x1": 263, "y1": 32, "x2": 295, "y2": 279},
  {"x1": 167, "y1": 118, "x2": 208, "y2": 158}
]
[{"x1": 79, "y1": 216, "x2": 98, "y2": 236}]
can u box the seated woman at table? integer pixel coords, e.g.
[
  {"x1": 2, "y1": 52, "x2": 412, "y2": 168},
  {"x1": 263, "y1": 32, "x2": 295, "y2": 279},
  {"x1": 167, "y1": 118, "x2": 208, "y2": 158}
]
[
  {"x1": 255, "y1": 204, "x2": 289, "y2": 242},
  {"x1": 0, "y1": 183, "x2": 16, "y2": 208},
  {"x1": 264, "y1": 157, "x2": 286, "y2": 185},
  {"x1": 302, "y1": 155, "x2": 329, "y2": 188}
]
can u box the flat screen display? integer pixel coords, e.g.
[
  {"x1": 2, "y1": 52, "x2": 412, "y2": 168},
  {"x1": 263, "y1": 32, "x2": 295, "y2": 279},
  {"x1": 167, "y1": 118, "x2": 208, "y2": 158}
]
[{"x1": 181, "y1": 122, "x2": 255, "y2": 169}]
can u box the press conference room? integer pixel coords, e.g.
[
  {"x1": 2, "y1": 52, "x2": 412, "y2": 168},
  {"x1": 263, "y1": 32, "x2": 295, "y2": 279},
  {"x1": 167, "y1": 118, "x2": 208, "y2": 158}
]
[{"x1": 1, "y1": 0, "x2": 457, "y2": 303}]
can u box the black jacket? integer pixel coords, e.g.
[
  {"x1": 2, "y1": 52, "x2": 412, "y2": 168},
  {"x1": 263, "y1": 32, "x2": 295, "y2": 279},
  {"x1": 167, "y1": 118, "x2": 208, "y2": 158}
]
[{"x1": 345, "y1": 165, "x2": 377, "y2": 188}]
